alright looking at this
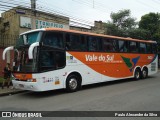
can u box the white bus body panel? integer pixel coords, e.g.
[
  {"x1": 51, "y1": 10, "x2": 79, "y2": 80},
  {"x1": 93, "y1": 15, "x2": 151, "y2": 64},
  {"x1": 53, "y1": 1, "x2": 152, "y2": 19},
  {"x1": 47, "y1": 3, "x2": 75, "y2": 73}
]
[{"x1": 12, "y1": 53, "x2": 158, "y2": 91}]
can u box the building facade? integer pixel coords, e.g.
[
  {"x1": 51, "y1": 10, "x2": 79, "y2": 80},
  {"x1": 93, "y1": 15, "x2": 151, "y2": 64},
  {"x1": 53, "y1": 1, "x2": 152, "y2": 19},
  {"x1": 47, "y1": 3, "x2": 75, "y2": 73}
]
[
  {"x1": 0, "y1": 6, "x2": 69, "y2": 47},
  {"x1": 70, "y1": 21, "x2": 106, "y2": 34}
]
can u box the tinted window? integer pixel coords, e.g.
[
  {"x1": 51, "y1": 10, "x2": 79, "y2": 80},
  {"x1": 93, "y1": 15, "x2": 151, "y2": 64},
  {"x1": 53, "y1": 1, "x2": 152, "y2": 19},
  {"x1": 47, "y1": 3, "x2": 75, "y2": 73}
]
[
  {"x1": 118, "y1": 40, "x2": 128, "y2": 52},
  {"x1": 27, "y1": 32, "x2": 40, "y2": 44},
  {"x1": 129, "y1": 41, "x2": 138, "y2": 53},
  {"x1": 65, "y1": 34, "x2": 87, "y2": 51},
  {"x1": 55, "y1": 51, "x2": 65, "y2": 68},
  {"x1": 80, "y1": 35, "x2": 87, "y2": 51},
  {"x1": 88, "y1": 36, "x2": 102, "y2": 51},
  {"x1": 146, "y1": 43, "x2": 152, "y2": 53},
  {"x1": 152, "y1": 43, "x2": 157, "y2": 53},
  {"x1": 140, "y1": 43, "x2": 147, "y2": 53},
  {"x1": 103, "y1": 38, "x2": 117, "y2": 52},
  {"x1": 40, "y1": 50, "x2": 65, "y2": 71},
  {"x1": 43, "y1": 32, "x2": 64, "y2": 49},
  {"x1": 40, "y1": 50, "x2": 55, "y2": 71}
]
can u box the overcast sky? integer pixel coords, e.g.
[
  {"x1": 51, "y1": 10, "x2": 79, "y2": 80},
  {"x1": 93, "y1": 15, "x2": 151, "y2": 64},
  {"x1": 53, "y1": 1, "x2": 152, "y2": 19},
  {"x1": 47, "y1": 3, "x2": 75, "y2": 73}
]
[
  {"x1": 38, "y1": 0, "x2": 160, "y2": 22},
  {"x1": 1, "y1": 0, "x2": 160, "y2": 25}
]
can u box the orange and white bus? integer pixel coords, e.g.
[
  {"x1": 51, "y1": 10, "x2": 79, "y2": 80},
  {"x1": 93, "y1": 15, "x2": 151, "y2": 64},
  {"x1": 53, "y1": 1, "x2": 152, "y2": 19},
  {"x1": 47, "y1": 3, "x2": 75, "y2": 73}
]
[{"x1": 2, "y1": 28, "x2": 158, "y2": 92}]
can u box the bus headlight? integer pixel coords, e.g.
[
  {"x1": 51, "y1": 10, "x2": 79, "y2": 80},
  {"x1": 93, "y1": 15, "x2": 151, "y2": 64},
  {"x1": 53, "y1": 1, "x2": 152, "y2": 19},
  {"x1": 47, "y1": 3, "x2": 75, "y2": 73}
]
[{"x1": 27, "y1": 79, "x2": 37, "y2": 82}]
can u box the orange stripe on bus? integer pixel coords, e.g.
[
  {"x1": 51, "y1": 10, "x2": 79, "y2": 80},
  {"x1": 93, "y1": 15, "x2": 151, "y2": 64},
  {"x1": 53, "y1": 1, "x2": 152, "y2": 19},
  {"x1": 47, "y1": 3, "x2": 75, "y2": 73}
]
[
  {"x1": 68, "y1": 52, "x2": 155, "y2": 78},
  {"x1": 13, "y1": 73, "x2": 32, "y2": 80}
]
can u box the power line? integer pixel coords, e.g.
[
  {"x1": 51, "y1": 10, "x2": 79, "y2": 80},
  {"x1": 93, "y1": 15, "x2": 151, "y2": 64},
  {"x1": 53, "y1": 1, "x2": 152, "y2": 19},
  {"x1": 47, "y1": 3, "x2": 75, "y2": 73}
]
[
  {"x1": 37, "y1": 0, "x2": 94, "y2": 24},
  {"x1": 0, "y1": 0, "x2": 30, "y2": 9},
  {"x1": 135, "y1": 0, "x2": 160, "y2": 11},
  {"x1": 0, "y1": 1, "x2": 95, "y2": 28},
  {"x1": 0, "y1": 4, "x2": 92, "y2": 28},
  {"x1": 73, "y1": 0, "x2": 160, "y2": 17},
  {"x1": 36, "y1": 4, "x2": 93, "y2": 25},
  {"x1": 71, "y1": 0, "x2": 112, "y2": 15}
]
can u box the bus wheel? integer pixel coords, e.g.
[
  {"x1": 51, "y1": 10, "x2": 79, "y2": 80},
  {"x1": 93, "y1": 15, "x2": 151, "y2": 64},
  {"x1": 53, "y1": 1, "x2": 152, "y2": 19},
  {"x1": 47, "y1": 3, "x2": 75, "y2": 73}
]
[
  {"x1": 134, "y1": 68, "x2": 141, "y2": 80},
  {"x1": 66, "y1": 75, "x2": 81, "y2": 92},
  {"x1": 142, "y1": 68, "x2": 148, "y2": 79}
]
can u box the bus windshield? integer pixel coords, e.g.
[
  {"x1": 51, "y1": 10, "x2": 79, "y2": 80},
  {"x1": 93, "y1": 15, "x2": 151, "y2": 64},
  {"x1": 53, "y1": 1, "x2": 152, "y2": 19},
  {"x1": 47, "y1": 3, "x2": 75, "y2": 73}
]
[
  {"x1": 16, "y1": 32, "x2": 41, "y2": 48},
  {"x1": 13, "y1": 47, "x2": 38, "y2": 73}
]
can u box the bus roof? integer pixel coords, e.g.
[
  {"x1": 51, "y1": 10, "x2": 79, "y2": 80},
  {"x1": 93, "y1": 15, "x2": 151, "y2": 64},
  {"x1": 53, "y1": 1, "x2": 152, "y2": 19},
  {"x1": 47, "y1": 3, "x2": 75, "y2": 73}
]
[
  {"x1": 20, "y1": 28, "x2": 46, "y2": 35},
  {"x1": 21, "y1": 28, "x2": 157, "y2": 44}
]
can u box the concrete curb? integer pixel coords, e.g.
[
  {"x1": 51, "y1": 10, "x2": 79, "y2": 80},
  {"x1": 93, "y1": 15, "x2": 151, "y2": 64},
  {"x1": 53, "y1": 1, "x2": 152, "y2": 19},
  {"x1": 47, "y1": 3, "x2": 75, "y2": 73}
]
[{"x1": 0, "y1": 90, "x2": 27, "y2": 97}]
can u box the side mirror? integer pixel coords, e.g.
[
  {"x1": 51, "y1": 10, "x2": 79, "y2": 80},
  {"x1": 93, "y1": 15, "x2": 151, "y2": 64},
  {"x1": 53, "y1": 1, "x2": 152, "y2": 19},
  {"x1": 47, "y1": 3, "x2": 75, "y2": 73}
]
[
  {"x1": 28, "y1": 42, "x2": 39, "y2": 59},
  {"x1": 2, "y1": 46, "x2": 14, "y2": 60}
]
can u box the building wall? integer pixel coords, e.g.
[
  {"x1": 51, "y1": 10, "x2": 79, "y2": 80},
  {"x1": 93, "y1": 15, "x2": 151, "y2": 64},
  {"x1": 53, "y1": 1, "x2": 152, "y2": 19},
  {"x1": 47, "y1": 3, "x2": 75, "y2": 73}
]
[
  {"x1": 70, "y1": 26, "x2": 91, "y2": 32},
  {"x1": 70, "y1": 21, "x2": 106, "y2": 34},
  {"x1": 0, "y1": 9, "x2": 19, "y2": 46},
  {"x1": 91, "y1": 21, "x2": 106, "y2": 34},
  {"x1": 0, "y1": 7, "x2": 70, "y2": 47}
]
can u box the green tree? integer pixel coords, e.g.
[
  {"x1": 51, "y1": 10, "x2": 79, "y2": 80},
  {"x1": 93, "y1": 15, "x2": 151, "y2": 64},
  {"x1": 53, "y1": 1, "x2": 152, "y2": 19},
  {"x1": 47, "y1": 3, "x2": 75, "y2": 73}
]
[
  {"x1": 139, "y1": 12, "x2": 160, "y2": 52},
  {"x1": 106, "y1": 9, "x2": 137, "y2": 37},
  {"x1": 139, "y1": 12, "x2": 160, "y2": 41},
  {"x1": 128, "y1": 28, "x2": 150, "y2": 40}
]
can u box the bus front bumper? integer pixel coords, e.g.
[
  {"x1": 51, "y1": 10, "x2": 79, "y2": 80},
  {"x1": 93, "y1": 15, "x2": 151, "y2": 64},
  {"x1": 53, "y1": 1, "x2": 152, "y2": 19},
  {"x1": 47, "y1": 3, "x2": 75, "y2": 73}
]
[{"x1": 12, "y1": 80, "x2": 42, "y2": 91}]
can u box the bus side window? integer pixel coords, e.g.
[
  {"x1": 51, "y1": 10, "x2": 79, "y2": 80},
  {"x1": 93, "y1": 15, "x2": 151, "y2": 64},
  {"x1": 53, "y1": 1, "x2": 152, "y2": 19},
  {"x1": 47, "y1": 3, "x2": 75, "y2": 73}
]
[
  {"x1": 88, "y1": 36, "x2": 101, "y2": 51},
  {"x1": 129, "y1": 41, "x2": 138, "y2": 53},
  {"x1": 43, "y1": 32, "x2": 64, "y2": 49},
  {"x1": 103, "y1": 39, "x2": 117, "y2": 52},
  {"x1": 152, "y1": 43, "x2": 157, "y2": 54},
  {"x1": 65, "y1": 33, "x2": 85, "y2": 51},
  {"x1": 118, "y1": 40, "x2": 128, "y2": 52},
  {"x1": 140, "y1": 43, "x2": 147, "y2": 53},
  {"x1": 80, "y1": 35, "x2": 87, "y2": 51},
  {"x1": 65, "y1": 33, "x2": 71, "y2": 50},
  {"x1": 146, "y1": 43, "x2": 152, "y2": 53},
  {"x1": 70, "y1": 34, "x2": 80, "y2": 50}
]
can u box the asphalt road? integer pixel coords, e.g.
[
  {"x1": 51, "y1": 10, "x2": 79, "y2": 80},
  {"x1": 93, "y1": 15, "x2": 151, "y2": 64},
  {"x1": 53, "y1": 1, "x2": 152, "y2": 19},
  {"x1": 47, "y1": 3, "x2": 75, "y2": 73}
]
[{"x1": 0, "y1": 72, "x2": 160, "y2": 120}]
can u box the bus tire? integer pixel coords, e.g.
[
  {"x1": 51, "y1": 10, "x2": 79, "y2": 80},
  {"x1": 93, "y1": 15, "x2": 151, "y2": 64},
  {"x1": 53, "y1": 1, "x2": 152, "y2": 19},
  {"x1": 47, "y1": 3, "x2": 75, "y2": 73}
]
[
  {"x1": 142, "y1": 67, "x2": 148, "y2": 79},
  {"x1": 134, "y1": 68, "x2": 141, "y2": 80},
  {"x1": 66, "y1": 74, "x2": 81, "y2": 92}
]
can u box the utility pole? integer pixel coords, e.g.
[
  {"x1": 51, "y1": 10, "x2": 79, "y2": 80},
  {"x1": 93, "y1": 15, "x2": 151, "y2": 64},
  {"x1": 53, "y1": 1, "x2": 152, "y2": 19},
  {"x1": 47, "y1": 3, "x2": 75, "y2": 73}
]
[{"x1": 30, "y1": 0, "x2": 36, "y2": 29}]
